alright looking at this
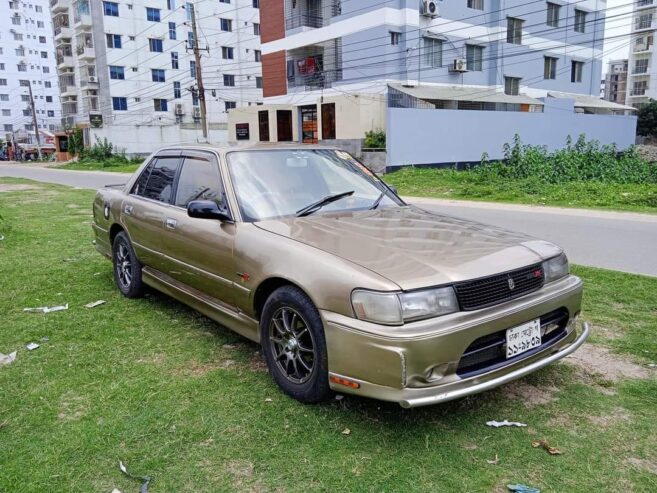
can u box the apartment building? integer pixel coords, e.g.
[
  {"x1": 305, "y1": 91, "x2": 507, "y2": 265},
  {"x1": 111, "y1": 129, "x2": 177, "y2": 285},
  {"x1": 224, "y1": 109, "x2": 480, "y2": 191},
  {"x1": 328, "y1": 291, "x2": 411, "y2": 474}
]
[
  {"x1": 51, "y1": 0, "x2": 262, "y2": 153},
  {"x1": 0, "y1": 0, "x2": 61, "y2": 138},
  {"x1": 627, "y1": 0, "x2": 655, "y2": 108},
  {"x1": 603, "y1": 59, "x2": 628, "y2": 105},
  {"x1": 228, "y1": 0, "x2": 636, "y2": 168}
]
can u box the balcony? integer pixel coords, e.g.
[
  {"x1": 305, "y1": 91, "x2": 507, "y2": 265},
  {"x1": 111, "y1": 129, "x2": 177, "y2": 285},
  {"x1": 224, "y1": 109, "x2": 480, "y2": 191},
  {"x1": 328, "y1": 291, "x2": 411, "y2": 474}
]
[
  {"x1": 287, "y1": 41, "x2": 342, "y2": 91},
  {"x1": 73, "y1": 0, "x2": 91, "y2": 28},
  {"x1": 62, "y1": 101, "x2": 78, "y2": 116},
  {"x1": 630, "y1": 88, "x2": 648, "y2": 96},
  {"x1": 286, "y1": 12, "x2": 323, "y2": 30},
  {"x1": 76, "y1": 45, "x2": 95, "y2": 59},
  {"x1": 56, "y1": 54, "x2": 74, "y2": 68},
  {"x1": 634, "y1": 19, "x2": 655, "y2": 31},
  {"x1": 284, "y1": 0, "x2": 341, "y2": 31},
  {"x1": 636, "y1": 0, "x2": 655, "y2": 10},
  {"x1": 633, "y1": 42, "x2": 653, "y2": 53},
  {"x1": 53, "y1": 13, "x2": 71, "y2": 40},
  {"x1": 50, "y1": 0, "x2": 68, "y2": 13}
]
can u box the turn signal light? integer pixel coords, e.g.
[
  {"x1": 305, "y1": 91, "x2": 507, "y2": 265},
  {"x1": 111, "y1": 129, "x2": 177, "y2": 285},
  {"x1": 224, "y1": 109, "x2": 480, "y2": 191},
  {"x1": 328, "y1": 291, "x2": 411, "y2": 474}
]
[{"x1": 330, "y1": 376, "x2": 360, "y2": 389}]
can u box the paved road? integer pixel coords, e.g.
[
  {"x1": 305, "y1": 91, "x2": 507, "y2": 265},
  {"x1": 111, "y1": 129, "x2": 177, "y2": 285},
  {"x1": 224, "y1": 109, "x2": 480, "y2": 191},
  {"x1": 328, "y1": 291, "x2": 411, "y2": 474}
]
[
  {"x1": 0, "y1": 163, "x2": 131, "y2": 189},
  {"x1": 2, "y1": 164, "x2": 656, "y2": 276}
]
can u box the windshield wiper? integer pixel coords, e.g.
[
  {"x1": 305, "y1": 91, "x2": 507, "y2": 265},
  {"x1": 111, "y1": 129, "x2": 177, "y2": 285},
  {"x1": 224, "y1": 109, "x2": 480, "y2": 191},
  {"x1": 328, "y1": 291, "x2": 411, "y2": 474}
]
[
  {"x1": 296, "y1": 191, "x2": 354, "y2": 217},
  {"x1": 370, "y1": 191, "x2": 385, "y2": 210}
]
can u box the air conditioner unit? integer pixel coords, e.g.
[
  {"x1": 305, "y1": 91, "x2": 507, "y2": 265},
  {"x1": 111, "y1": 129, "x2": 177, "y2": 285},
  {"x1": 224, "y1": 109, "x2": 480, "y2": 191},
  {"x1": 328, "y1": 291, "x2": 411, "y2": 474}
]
[
  {"x1": 421, "y1": 0, "x2": 439, "y2": 18},
  {"x1": 450, "y1": 58, "x2": 468, "y2": 73},
  {"x1": 174, "y1": 103, "x2": 185, "y2": 115},
  {"x1": 88, "y1": 76, "x2": 97, "y2": 83},
  {"x1": 192, "y1": 107, "x2": 201, "y2": 118}
]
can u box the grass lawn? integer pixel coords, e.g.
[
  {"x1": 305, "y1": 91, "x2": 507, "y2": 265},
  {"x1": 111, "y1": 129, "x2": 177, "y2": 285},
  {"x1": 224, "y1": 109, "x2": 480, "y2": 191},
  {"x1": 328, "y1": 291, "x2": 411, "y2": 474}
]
[
  {"x1": 385, "y1": 168, "x2": 657, "y2": 214},
  {"x1": 1, "y1": 178, "x2": 656, "y2": 492}
]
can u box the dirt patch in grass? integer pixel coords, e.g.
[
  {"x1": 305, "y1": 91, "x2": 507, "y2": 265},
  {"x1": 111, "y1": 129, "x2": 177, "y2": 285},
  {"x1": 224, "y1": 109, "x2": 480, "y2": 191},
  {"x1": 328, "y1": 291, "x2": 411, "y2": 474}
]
[
  {"x1": 57, "y1": 391, "x2": 88, "y2": 421},
  {"x1": 0, "y1": 184, "x2": 39, "y2": 192},
  {"x1": 250, "y1": 351, "x2": 268, "y2": 373},
  {"x1": 588, "y1": 407, "x2": 632, "y2": 428},
  {"x1": 500, "y1": 381, "x2": 559, "y2": 407},
  {"x1": 627, "y1": 457, "x2": 657, "y2": 475},
  {"x1": 564, "y1": 343, "x2": 651, "y2": 382}
]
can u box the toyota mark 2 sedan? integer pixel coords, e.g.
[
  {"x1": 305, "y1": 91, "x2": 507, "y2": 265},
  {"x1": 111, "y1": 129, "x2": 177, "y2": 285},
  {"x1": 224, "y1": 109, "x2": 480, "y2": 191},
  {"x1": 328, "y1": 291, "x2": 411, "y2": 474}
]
[{"x1": 92, "y1": 144, "x2": 589, "y2": 408}]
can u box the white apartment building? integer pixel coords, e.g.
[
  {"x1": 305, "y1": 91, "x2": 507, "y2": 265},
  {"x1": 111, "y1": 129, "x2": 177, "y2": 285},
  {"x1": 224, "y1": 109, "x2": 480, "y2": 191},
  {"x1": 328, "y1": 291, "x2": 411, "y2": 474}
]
[
  {"x1": 0, "y1": 0, "x2": 61, "y2": 138},
  {"x1": 627, "y1": 0, "x2": 656, "y2": 107},
  {"x1": 51, "y1": 0, "x2": 262, "y2": 154}
]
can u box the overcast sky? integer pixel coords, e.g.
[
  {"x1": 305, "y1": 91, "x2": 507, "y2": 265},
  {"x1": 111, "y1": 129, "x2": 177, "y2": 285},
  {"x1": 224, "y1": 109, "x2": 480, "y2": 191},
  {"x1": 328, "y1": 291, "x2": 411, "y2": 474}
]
[{"x1": 602, "y1": 0, "x2": 633, "y2": 69}]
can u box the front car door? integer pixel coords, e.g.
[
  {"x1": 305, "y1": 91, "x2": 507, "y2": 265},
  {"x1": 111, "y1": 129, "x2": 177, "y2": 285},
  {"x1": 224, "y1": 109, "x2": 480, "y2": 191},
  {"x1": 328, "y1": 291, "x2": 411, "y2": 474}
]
[
  {"x1": 122, "y1": 151, "x2": 182, "y2": 272},
  {"x1": 161, "y1": 150, "x2": 236, "y2": 308}
]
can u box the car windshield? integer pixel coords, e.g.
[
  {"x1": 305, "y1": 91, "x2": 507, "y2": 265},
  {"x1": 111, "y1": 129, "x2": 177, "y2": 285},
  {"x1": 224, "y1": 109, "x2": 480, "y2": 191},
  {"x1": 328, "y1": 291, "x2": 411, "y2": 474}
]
[{"x1": 226, "y1": 149, "x2": 402, "y2": 221}]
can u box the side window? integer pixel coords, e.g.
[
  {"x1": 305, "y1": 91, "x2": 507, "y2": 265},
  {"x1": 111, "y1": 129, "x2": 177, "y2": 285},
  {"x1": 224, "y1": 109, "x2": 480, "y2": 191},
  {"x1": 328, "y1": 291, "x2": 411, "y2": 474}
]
[
  {"x1": 174, "y1": 154, "x2": 224, "y2": 207},
  {"x1": 138, "y1": 157, "x2": 180, "y2": 202},
  {"x1": 131, "y1": 160, "x2": 154, "y2": 196}
]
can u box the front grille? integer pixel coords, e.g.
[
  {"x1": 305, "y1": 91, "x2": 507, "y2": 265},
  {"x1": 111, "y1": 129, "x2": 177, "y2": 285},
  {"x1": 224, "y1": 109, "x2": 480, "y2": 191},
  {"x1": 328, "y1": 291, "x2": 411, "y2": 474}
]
[
  {"x1": 454, "y1": 264, "x2": 545, "y2": 311},
  {"x1": 456, "y1": 308, "x2": 570, "y2": 378}
]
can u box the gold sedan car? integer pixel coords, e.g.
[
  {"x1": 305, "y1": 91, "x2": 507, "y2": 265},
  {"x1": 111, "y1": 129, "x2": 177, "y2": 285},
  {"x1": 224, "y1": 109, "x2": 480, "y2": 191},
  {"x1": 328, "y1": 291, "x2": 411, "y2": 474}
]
[{"x1": 92, "y1": 144, "x2": 588, "y2": 408}]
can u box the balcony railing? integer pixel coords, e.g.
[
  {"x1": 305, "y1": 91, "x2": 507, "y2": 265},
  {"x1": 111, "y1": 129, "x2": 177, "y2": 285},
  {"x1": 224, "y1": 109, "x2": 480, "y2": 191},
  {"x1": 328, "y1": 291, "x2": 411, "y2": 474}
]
[
  {"x1": 633, "y1": 66, "x2": 649, "y2": 74},
  {"x1": 630, "y1": 88, "x2": 648, "y2": 95},
  {"x1": 285, "y1": 12, "x2": 323, "y2": 30},
  {"x1": 637, "y1": 0, "x2": 654, "y2": 7}
]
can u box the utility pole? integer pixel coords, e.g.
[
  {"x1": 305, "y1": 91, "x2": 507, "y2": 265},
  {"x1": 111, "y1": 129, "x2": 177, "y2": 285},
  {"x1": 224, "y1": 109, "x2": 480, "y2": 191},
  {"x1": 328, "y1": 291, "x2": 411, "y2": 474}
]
[
  {"x1": 187, "y1": 3, "x2": 209, "y2": 140},
  {"x1": 27, "y1": 81, "x2": 42, "y2": 160}
]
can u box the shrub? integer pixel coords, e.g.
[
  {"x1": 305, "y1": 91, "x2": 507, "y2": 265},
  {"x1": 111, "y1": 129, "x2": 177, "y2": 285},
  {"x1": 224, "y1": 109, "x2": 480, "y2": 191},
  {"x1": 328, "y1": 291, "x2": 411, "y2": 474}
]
[
  {"x1": 364, "y1": 129, "x2": 386, "y2": 149},
  {"x1": 474, "y1": 134, "x2": 657, "y2": 185}
]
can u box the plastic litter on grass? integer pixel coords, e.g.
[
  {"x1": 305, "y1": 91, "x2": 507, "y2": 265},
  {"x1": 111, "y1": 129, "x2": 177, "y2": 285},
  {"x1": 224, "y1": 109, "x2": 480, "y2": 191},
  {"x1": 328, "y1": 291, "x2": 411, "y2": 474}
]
[
  {"x1": 84, "y1": 300, "x2": 106, "y2": 308},
  {"x1": 119, "y1": 461, "x2": 151, "y2": 493},
  {"x1": 0, "y1": 352, "x2": 17, "y2": 365},
  {"x1": 25, "y1": 343, "x2": 40, "y2": 351},
  {"x1": 486, "y1": 420, "x2": 527, "y2": 428},
  {"x1": 23, "y1": 304, "x2": 68, "y2": 314},
  {"x1": 507, "y1": 484, "x2": 540, "y2": 493}
]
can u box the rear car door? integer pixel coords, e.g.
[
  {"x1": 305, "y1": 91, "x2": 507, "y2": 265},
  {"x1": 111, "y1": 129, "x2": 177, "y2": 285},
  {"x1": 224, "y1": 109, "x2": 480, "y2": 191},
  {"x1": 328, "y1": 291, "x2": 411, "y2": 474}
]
[
  {"x1": 122, "y1": 151, "x2": 182, "y2": 272},
  {"x1": 161, "y1": 150, "x2": 236, "y2": 308}
]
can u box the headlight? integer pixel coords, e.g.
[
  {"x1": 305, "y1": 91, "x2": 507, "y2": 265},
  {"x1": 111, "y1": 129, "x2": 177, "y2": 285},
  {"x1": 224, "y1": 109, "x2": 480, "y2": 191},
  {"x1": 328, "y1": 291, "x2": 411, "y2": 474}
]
[
  {"x1": 543, "y1": 253, "x2": 569, "y2": 283},
  {"x1": 351, "y1": 287, "x2": 459, "y2": 325}
]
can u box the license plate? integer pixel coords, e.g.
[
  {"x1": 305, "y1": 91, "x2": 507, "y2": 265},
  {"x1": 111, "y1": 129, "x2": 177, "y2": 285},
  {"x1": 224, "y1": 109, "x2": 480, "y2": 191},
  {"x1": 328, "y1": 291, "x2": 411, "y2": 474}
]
[{"x1": 506, "y1": 319, "x2": 541, "y2": 359}]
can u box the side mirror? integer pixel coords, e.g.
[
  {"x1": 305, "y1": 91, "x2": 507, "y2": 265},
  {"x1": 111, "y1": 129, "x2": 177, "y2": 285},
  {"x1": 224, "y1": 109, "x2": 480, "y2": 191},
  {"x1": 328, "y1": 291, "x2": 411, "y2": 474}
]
[{"x1": 187, "y1": 200, "x2": 233, "y2": 222}]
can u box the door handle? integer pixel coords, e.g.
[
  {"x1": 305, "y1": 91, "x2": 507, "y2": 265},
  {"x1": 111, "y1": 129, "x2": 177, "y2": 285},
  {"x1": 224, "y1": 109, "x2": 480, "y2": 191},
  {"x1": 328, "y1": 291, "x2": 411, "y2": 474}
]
[
  {"x1": 123, "y1": 204, "x2": 134, "y2": 215},
  {"x1": 165, "y1": 218, "x2": 177, "y2": 230}
]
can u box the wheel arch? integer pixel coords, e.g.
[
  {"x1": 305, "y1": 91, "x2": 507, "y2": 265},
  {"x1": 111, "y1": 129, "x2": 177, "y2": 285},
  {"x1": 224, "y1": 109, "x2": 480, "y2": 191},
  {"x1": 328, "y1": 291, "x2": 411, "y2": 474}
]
[
  {"x1": 253, "y1": 277, "x2": 314, "y2": 321},
  {"x1": 109, "y1": 223, "x2": 125, "y2": 245}
]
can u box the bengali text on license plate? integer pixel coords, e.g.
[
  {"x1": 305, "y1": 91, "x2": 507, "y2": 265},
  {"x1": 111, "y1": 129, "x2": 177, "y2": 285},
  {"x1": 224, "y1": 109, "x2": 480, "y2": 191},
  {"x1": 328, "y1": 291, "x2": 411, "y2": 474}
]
[{"x1": 506, "y1": 319, "x2": 541, "y2": 359}]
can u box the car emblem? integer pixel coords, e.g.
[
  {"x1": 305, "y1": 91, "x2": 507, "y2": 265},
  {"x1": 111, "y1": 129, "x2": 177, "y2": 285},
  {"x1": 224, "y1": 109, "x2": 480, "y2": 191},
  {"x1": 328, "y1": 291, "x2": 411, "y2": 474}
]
[{"x1": 508, "y1": 277, "x2": 515, "y2": 290}]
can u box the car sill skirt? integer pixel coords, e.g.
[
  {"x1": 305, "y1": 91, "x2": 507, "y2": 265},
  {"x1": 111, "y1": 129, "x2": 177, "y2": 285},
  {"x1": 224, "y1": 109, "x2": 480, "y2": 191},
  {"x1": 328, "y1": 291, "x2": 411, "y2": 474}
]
[{"x1": 398, "y1": 321, "x2": 590, "y2": 409}]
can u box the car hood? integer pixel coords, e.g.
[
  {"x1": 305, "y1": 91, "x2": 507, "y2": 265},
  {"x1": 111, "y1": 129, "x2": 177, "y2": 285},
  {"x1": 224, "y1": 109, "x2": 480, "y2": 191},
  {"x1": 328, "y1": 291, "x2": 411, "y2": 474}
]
[{"x1": 254, "y1": 206, "x2": 562, "y2": 290}]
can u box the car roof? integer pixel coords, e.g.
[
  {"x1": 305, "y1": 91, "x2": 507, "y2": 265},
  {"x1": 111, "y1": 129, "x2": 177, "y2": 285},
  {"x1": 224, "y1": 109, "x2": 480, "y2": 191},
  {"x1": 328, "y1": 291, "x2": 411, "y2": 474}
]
[{"x1": 153, "y1": 142, "x2": 341, "y2": 157}]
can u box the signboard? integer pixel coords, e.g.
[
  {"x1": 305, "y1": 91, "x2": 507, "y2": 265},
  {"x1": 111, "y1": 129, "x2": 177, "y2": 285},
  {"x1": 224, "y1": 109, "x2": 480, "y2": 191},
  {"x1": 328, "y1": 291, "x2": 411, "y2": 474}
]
[
  {"x1": 89, "y1": 114, "x2": 103, "y2": 128},
  {"x1": 235, "y1": 123, "x2": 250, "y2": 140}
]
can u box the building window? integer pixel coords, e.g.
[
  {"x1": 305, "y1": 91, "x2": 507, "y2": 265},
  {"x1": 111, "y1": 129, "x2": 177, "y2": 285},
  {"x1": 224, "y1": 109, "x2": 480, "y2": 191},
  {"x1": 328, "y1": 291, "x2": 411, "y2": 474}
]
[
  {"x1": 225, "y1": 101, "x2": 236, "y2": 111},
  {"x1": 11, "y1": 14, "x2": 21, "y2": 25},
  {"x1": 4, "y1": 124, "x2": 13, "y2": 131},
  {"x1": 46, "y1": 96, "x2": 52, "y2": 102},
  {"x1": 0, "y1": 94, "x2": 8, "y2": 101},
  {"x1": 103, "y1": 1, "x2": 119, "y2": 16},
  {"x1": 390, "y1": 31, "x2": 401, "y2": 46},
  {"x1": 253, "y1": 23, "x2": 260, "y2": 35},
  {"x1": 423, "y1": 37, "x2": 442, "y2": 67},
  {"x1": 45, "y1": 81, "x2": 51, "y2": 88},
  {"x1": 571, "y1": 61, "x2": 584, "y2": 82},
  {"x1": 507, "y1": 17, "x2": 523, "y2": 44},
  {"x1": 633, "y1": 80, "x2": 648, "y2": 96},
  {"x1": 15, "y1": 47, "x2": 25, "y2": 57},
  {"x1": 21, "y1": 95, "x2": 30, "y2": 102},
  {"x1": 43, "y1": 66, "x2": 50, "y2": 73},
  {"x1": 220, "y1": 18, "x2": 232, "y2": 31},
  {"x1": 467, "y1": 0, "x2": 483, "y2": 10},
  {"x1": 574, "y1": 9, "x2": 586, "y2": 33},
  {"x1": 255, "y1": 49, "x2": 261, "y2": 62},
  {"x1": 1, "y1": 109, "x2": 9, "y2": 116},
  {"x1": 0, "y1": 64, "x2": 4, "y2": 71},
  {"x1": 634, "y1": 58, "x2": 649, "y2": 74},
  {"x1": 112, "y1": 97, "x2": 128, "y2": 110},
  {"x1": 637, "y1": 14, "x2": 653, "y2": 30},
  {"x1": 149, "y1": 38, "x2": 163, "y2": 52},
  {"x1": 154, "y1": 99, "x2": 168, "y2": 111},
  {"x1": 190, "y1": 60, "x2": 196, "y2": 78},
  {"x1": 173, "y1": 81, "x2": 181, "y2": 98},
  {"x1": 504, "y1": 76, "x2": 520, "y2": 95},
  {"x1": 37, "y1": 21, "x2": 44, "y2": 28},
  {"x1": 106, "y1": 33, "x2": 122, "y2": 48},
  {"x1": 222, "y1": 46, "x2": 234, "y2": 59},
  {"x1": 152, "y1": 69, "x2": 166, "y2": 82},
  {"x1": 546, "y1": 2, "x2": 560, "y2": 27},
  {"x1": 187, "y1": 31, "x2": 195, "y2": 48},
  {"x1": 544, "y1": 56, "x2": 558, "y2": 79},
  {"x1": 146, "y1": 7, "x2": 160, "y2": 21},
  {"x1": 252, "y1": 0, "x2": 259, "y2": 7},
  {"x1": 171, "y1": 51, "x2": 179, "y2": 69},
  {"x1": 256, "y1": 76, "x2": 262, "y2": 89},
  {"x1": 39, "y1": 36, "x2": 46, "y2": 43},
  {"x1": 0, "y1": 79, "x2": 6, "y2": 86},
  {"x1": 224, "y1": 74, "x2": 235, "y2": 86},
  {"x1": 168, "y1": 22, "x2": 177, "y2": 39},
  {"x1": 466, "y1": 44, "x2": 483, "y2": 71},
  {"x1": 167, "y1": 0, "x2": 175, "y2": 9},
  {"x1": 17, "y1": 63, "x2": 27, "y2": 72},
  {"x1": 47, "y1": 110, "x2": 55, "y2": 117},
  {"x1": 186, "y1": 2, "x2": 193, "y2": 20},
  {"x1": 13, "y1": 33, "x2": 23, "y2": 41},
  {"x1": 220, "y1": 0, "x2": 230, "y2": 3},
  {"x1": 109, "y1": 65, "x2": 125, "y2": 80}
]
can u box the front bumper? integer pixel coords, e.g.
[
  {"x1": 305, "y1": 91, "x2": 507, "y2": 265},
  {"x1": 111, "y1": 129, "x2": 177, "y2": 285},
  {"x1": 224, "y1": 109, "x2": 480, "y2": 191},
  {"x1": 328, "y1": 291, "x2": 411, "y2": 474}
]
[{"x1": 322, "y1": 275, "x2": 585, "y2": 408}]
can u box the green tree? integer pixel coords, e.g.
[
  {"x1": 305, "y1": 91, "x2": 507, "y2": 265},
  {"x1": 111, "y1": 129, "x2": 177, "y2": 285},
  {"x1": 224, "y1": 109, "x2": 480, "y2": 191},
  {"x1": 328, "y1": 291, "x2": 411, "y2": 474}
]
[{"x1": 637, "y1": 99, "x2": 657, "y2": 137}]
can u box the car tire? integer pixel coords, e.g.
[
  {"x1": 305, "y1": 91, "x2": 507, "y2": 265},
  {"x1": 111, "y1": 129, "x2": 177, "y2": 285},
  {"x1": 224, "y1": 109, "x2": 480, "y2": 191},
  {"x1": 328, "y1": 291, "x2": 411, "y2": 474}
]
[
  {"x1": 112, "y1": 231, "x2": 145, "y2": 298},
  {"x1": 261, "y1": 285, "x2": 332, "y2": 404}
]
